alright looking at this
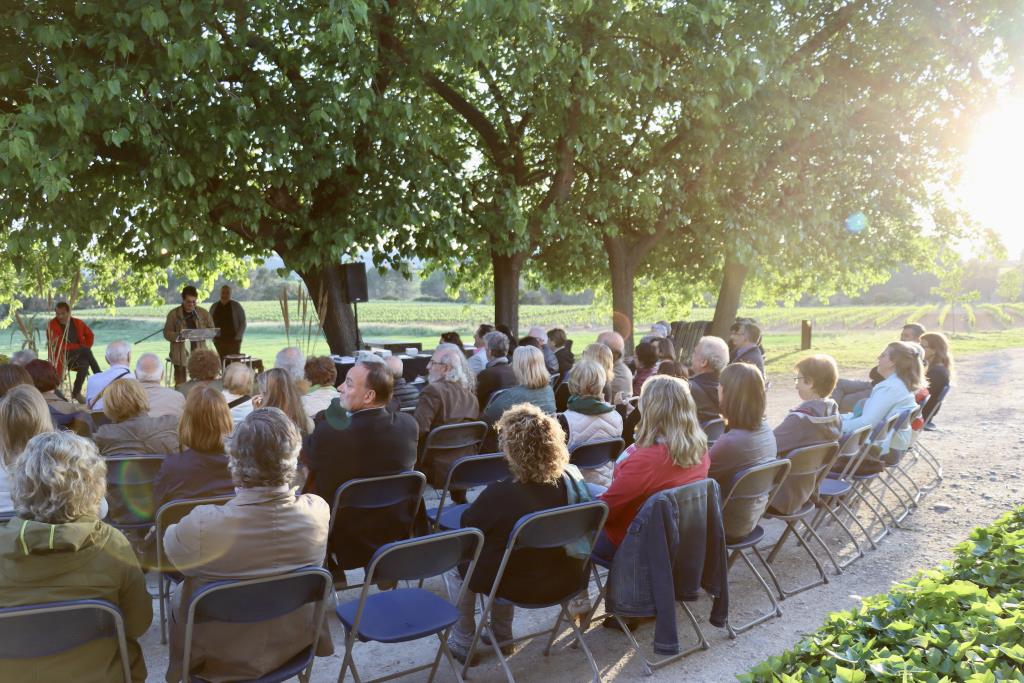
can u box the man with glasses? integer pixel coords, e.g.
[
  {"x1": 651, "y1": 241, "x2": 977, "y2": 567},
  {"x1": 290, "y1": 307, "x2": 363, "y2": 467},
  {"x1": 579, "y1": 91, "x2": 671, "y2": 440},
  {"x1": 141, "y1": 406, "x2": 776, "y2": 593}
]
[
  {"x1": 163, "y1": 285, "x2": 215, "y2": 386},
  {"x1": 413, "y1": 343, "x2": 479, "y2": 486}
]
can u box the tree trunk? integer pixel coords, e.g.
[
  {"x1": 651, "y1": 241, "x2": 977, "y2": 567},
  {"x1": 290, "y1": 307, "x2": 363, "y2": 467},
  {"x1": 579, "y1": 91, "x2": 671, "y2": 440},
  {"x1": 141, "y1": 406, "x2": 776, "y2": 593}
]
[
  {"x1": 605, "y1": 236, "x2": 637, "y2": 353},
  {"x1": 297, "y1": 263, "x2": 359, "y2": 355},
  {"x1": 710, "y1": 250, "x2": 750, "y2": 340},
  {"x1": 492, "y1": 251, "x2": 524, "y2": 336}
]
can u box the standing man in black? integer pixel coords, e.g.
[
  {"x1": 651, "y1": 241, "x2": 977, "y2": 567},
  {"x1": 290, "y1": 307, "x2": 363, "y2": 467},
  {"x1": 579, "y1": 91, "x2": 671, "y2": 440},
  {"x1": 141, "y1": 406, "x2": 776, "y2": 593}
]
[{"x1": 209, "y1": 285, "x2": 247, "y2": 358}]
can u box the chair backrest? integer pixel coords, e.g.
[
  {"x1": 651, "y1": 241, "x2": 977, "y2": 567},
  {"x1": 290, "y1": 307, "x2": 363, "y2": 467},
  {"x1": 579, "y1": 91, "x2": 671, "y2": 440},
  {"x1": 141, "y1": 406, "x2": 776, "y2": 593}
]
[
  {"x1": 509, "y1": 501, "x2": 608, "y2": 551},
  {"x1": 569, "y1": 438, "x2": 625, "y2": 471},
  {"x1": 104, "y1": 454, "x2": 166, "y2": 526},
  {"x1": 923, "y1": 384, "x2": 950, "y2": 422},
  {"x1": 155, "y1": 496, "x2": 234, "y2": 573},
  {"x1": 328, "y1": 472, "x2": 426, "y2": 566},
  {"x1": 549, "y1": 372, "x2": 560, "y2": 388},
  {"x1": 443, "y1": 452, "x2": 509, "y2": 492},
  {"x1": 400, "y1": 405, "x2": 417, "y2": 414},
  {"x1": 0, "y1": 599, "x2": 131, "y2": 681},
  {"x1": 366, "y1": 528, "x2": 484, "y2": 585},
  {"x1": 770, "y1": 442, "x2": 840, "y2": 515},
  {"x1": 868, "y1": 412, "x2": 899, "y2": 446},
  {"x1": 422, "y1": 421, "x2": 488, "y2": 457},
  {"x1": 721, "y1": 460, "x2": 791, "y2": 541},
  {"x1": 701, "y1": 418, "x2": 726, "y2": 445},
  {"x1": 554, "y1": 382, "x2": 571, "y2": 413},
  {"x1": 831, "y1": 425, "x2": 873, "y2": 481}
]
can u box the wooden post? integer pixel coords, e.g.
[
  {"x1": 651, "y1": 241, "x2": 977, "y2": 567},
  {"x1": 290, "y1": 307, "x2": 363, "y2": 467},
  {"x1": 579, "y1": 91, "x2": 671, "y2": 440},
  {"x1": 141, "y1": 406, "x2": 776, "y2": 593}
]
[{"x1": 801, "y1": 320, "x2": 812, "y2": 350}]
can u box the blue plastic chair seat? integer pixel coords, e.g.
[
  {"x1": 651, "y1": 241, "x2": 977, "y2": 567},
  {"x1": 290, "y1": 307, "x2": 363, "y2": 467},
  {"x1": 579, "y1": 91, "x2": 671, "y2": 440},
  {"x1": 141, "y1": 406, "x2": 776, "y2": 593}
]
[
  {"x1": 190, "y1": 646, "x2": 313, "y2": 683},
  {"x1": 819, "y1": 478, "x2": 851, "y2": 497},
  {"x1": 425, "y1": 504, "x2": 467, "y2": 531},
  {"x1": 726, "y1": 524, "x2": 765, "y2": 550},
  {"x1": 336, "y1": 589, "x2": 459, "y2": 643}
]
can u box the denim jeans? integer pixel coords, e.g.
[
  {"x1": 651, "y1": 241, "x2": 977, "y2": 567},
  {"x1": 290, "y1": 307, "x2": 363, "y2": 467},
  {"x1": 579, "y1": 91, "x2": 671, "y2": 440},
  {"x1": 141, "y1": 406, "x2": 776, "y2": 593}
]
[{"x1": 443, "y1": 567, "x2": 514, "y2": 648}]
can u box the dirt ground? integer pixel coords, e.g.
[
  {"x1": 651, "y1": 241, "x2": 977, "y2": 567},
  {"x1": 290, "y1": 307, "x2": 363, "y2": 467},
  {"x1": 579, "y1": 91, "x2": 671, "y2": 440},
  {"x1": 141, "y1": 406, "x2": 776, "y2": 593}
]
[{"x1": 138, "y1": 348, "x2": 1024, "y2": 683}]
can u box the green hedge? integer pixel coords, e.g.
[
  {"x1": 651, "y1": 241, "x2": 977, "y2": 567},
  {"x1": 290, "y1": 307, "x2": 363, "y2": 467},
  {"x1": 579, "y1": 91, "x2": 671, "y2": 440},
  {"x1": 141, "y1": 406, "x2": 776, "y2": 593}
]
[{"x1": 741, "y1": 507, "x2": 1024, "y2": 682}]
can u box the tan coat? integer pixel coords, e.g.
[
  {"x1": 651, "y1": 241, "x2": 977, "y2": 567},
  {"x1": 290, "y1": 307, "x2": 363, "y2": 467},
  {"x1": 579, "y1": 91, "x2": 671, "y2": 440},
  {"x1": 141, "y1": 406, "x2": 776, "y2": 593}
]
[
  {"x1": 163, "y1": 305, "x2": 215, "y2": 367},
  {"x1": 163, "y1": 486, "x2": 332, "y2": 683},
  {"x1": 140, "y1": 380, "x2": 187, "y2": 419}
]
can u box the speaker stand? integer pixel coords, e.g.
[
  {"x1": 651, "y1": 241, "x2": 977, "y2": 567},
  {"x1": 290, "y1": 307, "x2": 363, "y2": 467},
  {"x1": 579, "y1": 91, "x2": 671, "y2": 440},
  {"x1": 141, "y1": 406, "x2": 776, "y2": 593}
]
[{"x1": 353, "y1": 301, "x2": 363, "y2": 350}]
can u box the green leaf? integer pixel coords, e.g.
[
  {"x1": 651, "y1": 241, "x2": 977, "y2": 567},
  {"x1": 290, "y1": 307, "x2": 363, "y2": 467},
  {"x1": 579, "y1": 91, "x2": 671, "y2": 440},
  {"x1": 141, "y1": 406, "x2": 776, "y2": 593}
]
[{"x1": 834, "y1": 665, "x2": 866, "y2": 683}]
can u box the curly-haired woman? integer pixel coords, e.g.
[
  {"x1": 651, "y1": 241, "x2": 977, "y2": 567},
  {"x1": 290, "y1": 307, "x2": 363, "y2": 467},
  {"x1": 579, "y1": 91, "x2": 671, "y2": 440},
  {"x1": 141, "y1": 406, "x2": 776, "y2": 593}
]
[{"x1": 447, "y1": 403, "x2": 589, "y2": 663}]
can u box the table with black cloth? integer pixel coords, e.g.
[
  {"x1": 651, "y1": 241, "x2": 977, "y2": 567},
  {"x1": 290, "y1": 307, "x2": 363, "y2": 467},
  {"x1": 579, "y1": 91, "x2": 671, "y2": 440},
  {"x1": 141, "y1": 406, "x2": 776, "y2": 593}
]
[{"x1": 333, "y1": 354, "x2": 430, "y2": 384}]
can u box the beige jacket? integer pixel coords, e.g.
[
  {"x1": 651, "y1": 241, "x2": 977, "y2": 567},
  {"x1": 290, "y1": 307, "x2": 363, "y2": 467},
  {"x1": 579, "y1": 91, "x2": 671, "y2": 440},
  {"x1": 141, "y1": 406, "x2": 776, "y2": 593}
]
[
  {"x1": 93, "y1": 414, "x2": 180, "y2": 456},
  {"x1": 163, "y1": 305, "x2": 214, "y2": 367},
  {"x1": 141, "y1": 380, "x2": 186, "y2": 419},
  {"x1": 163, "y1": 486, "x2": 332, "y2": 682}
]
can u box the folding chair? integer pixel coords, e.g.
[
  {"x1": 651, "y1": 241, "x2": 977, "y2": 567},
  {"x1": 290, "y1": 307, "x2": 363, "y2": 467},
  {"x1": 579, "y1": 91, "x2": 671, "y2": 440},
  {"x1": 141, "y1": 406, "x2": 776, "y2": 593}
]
[
  {"x1": 328, "y1": 471, "x2": 427, "y2": 588},
  {"x1": 760, "y1": 442, "x2": 841, "y2": 598},
  {"x1": 549, "y1": 373, "x2": 560, "y2": 388},
  {"x1": 155, "y1": 495, "x2": 235, "y2": 644},
  {"x1": 838, "y1": 415, "x2": 902, "y2": 545},
  {"x1": 909, "y1": 386, "x2": 949, "y2": 491},
  {"x1": 700, "y1": 418, "x2": 725, "y2": 446},
  {"x1": 810, "y1": 426, "x2": 876, "y2": 567},
  {"x1": 554, "y1": 382, "x2": 571, "y2": 413},
  {"x1": 875, "y1": 407, "x2": 923, "y2": 523},
  {"x1": 181, "y1": 567, "x2": 333, "y2": 683},
  {"x1": 104, "y1": 454, "x2": 166, "y2": 533},
  {"x1": 426, "y1": 453, "x2": 508, "y2": 532},
  {"x1": 464, "y1": 501, "x2": 609, "y2": 683},
  {"x1": 419, "y1": 422, "x2": 489, "y2": 488},
  {"x1": 400, "y1": 406, "x2": 417, "y2": 414},
  {"x1": 569, "y1": 438, "x2": 624, "y2": 473},
  {"x1": 0, "y1": 599, "x2": 132, "y2": 682},
  {"x1": 720, "y1": 460, "x2": 791, "y2": 638},
  {"x1": 335, "y1": 529, "x2": 485, "y2": 683}
]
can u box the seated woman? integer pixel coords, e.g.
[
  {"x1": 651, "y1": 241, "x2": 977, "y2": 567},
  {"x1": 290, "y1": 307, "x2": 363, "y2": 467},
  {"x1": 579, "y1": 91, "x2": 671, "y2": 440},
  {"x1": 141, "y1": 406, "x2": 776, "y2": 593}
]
[
  {"x1": 631, "y1": 341, "x2": 658, "y2": 396},
  {"x1": 919, "y1": 332, "x2": 953, "y2": 426},
  {"x1": 708, "y1": 363, "x2": 777, "y2": 499},
  {"x1": 94, "y1": 378, "x2": 180, "y2": 456},
  {"x1": 153, "y1": 385, "x2": 235, "y2": 510},
  {"x1": 0, "y1": 363, "x2": 32, "y2": 398},
  {"x1": 221, "y1": 361, "x2": 255, "y2": 426},
  {"x1": 581, "y1": 342, "x2": 616, "y2": 404},
  {"x1": 557, "y1": 360, "x2": 622, "y2": 487},
  {"x1": 840, "y1": 341, "x2": 923, "y2": 455},
  {"x1": 255, "y1": 367, "x2": 314, "y2": 436},
  {"x1": 621, "y1": 360, "x2": 688, "y2": 446},
  {"x1": 597, "y1": 376, "x2": 710, "y2": 559},
  {"x1": 0, "y1": 385, "x2": 55, "y2": 515},
  {"x1": 301, "y1": 356, "x2": 340, "y2": 419},
  {"x1": 774, "y1": 354, "x2": 843, "y2": 455},
  {"x1": 24, "y1": 359, "x2": 90, "y2": 435},
  {"x1": 653, "y1": 337, "x2": 677, "y2": 370},
  {"x1": 163, "y1": 408, "x2": 331, "y2": 682},
  {"x1": 175, "y1": 348, "x2": 223, "y2": 396},
  {"x1": 447, "y1": 404, "x2": 589, "y2": 662},
  {"x1": 0, "y1": 431, "x2": 152, "y2": 682},
  {"x1": 483, "y1": 345, "x2": 556, "y2": 423}
]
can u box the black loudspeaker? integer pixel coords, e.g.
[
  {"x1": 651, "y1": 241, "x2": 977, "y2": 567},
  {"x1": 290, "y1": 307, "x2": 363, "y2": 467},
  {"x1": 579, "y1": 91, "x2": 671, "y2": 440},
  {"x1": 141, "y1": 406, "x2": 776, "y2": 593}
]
[{"x1": 341, "y1": 263, "x2": 368, "y2": 303}]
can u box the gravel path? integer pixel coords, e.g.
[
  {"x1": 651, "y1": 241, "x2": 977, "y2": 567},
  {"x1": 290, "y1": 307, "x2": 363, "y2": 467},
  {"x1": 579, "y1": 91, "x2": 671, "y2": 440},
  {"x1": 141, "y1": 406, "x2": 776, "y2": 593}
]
[{"x1": 139, "y1": 348, "x2": 1024, "y2": 682}]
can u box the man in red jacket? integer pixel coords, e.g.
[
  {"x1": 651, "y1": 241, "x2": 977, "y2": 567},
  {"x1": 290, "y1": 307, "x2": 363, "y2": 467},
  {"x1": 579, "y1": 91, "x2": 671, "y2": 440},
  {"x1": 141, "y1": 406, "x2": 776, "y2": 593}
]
[{"x1": 47, "y1": 302, "x2": 101, "y2": 402}]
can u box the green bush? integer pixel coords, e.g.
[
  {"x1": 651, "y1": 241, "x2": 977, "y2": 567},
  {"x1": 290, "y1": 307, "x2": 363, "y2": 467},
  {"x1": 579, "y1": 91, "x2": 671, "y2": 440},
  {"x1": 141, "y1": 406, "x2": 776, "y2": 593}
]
[{"x1": 741, "y1": 506, "x2": 1024, "y2": 682}]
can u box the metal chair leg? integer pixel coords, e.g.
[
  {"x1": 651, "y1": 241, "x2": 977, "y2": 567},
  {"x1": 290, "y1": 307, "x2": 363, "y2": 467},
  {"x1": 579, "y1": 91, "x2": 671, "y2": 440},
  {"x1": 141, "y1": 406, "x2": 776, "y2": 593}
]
[{"x1": 726, "y1": 548, "x2": 782, "y2": 638}]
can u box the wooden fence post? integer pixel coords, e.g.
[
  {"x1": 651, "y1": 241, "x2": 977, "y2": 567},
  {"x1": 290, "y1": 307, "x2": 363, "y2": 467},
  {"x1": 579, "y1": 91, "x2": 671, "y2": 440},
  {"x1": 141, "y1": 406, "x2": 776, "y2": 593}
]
[{"x1": 801, "y1": 320, "x2": 812, "y2": 350}]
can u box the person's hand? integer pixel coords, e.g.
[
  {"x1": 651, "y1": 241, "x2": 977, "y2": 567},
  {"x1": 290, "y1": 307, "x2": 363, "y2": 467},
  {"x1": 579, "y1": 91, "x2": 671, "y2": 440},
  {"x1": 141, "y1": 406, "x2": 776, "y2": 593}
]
[
  {"x1": 252, "y1": 394, "x2": 264, "y2": 408},
  {"x1": 613, "y1": 391, "x2": 626, "y2": 405}
]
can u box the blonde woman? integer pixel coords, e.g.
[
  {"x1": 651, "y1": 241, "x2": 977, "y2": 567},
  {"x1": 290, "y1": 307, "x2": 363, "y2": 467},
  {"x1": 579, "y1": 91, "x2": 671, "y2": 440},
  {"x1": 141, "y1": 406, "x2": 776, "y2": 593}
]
[
  {"x1": 93, "y1": 378, "x2": 180, "y2": 456},
  {"x1": 221, "y1": 362, "x2": 256, "y2": 425},
  {"x1": 841, "y1": 341, "x2": 924, "y2": 454},
  {"x1": 558, "y1": 359, "x2": 622, "y2": 487},
  {"x1": 0, "y1": 385, "x2": 54, "y2": 515},
  {"x1": 482, "y1": 345, "x2": 555, "y2": 423},
  {"x1": 581, "y1": 342, "x2": 617, "y2": 403},
  {"x1": 254, "y1": 368, "x2": 314, "y2": 435},
  {"x1": 597, "y1": 375, "x2": 709, "y2": 559}
]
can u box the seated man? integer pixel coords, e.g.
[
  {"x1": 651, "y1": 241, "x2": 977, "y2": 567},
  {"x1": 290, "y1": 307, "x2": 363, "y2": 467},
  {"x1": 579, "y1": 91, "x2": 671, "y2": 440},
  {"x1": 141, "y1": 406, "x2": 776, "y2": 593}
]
[
  {"x1": 476, "y1": 330, "x2": 516, "y2": 410},
  {"x1": 596, "y1": 330, "x2": 632, "y2": 403},
  {"x1": 135, "y1": 353, "x2": 186, "y2": 419},
  {"x1": 85, "y1": 340, "x2": 133, "y2": 410},
  {"x1": 386, "y1": 355, "x2": 420, "y2": 411},
  {"x1": 414, "y1": 343, "x2": 480, "y2": 486},
  {"x1": 467, "y1": 323, "x2": 494, "y2": 376},
  {"x1": 832, "y1": 323, "x2": 925, "y2": 412},
  {"x1": 729, "y1": 320, "x2": 765, "y2": 377},
  {"x1": 303, "y1": 360, "x2": 418, "y2": 575},
  {"x1": 46, "y1": 302, "x2": 102, "y2": 403},
  {"x1": 689, "y1": 336, "x2": 729, "y2": 423}
]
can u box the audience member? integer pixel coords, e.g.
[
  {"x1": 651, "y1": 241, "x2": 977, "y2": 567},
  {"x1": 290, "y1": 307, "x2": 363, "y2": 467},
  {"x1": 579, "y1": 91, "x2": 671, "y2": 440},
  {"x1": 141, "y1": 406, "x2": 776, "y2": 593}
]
[
  {"x1": 303, "y1": 360, "x2": 418, "y2": 575},
  {"x1": 414, "y1": 343, "x2": 479, "y2": 452},
  {"x1": 729, "y1": 320, "x2": 765, "y2": 376},
  {"x1": 468, "y1": 324, "x2": 494, "y2": 376},
  {"x1": 639, "y1": 321, "x2": 670, "y2": 345},
  {"x1": 221, "y1": 362, "x2": 256, "y2": 425},
  {"x1": 93, "y1": 378, "x2": 180, "y2": 456},
  {"x1": 446, "y1": 404, "x2": 588, "y2": 663},
  {"x1": 483, "y1": 346, "x2": 556, "y2": 424},
  {"x1": 0, "y1": 385, "x2": 54, "y2": 515},
  {"x1": 596, "y1": 331, "x2": 633, "y2": 403},
  {"x1": 689, "y1": 336, "x2": 729, "y2": 423},
  {"x1": 0, "y1": 364, "x2": 32, "y2": 397},
  {"x1": 163, "y1": 408, "x2": 331, "y2": 682},
  {"x1": 440, "y1": 331, "x2": 465, "y2": 349},
  {"x1": 708, "y1": 363, "x2": 776, "y2": 501},
  {"x1": 528, "y1": 326, "x2": 559, "y2": 374},
  {"x1": 10, "y1": 349, "x2": 37, "y2": 366},
  {"x1": 655, "y1": 360, "x2": 686, "y2": 378},
  {"x1": 386, "y1": 355, "x2": 420, "y2": 411},
  {"x1": 0, "y1": 431, "x2": 152, "y2": 682},
  {"x1": 47, "y1": 302, "x2": 102, "y2": 402},
  {"x1": 596, "y1": 376, "x2": 710, "y2": 559},
  {"x1": 175, "y1": 348, "x2": 222, "y2": 396},
  {"x1": 832, "y1": 323, "x2": 926, "y2": 411},
  {"x1": 476, "y1": 331, "x2": 516, "y2": 410},
  {"x1": 274, "y1": 346, "x2": 309, "y2": 392},
  {"x1": 25, "y1": 358, "x2": 81, "y2": 419},
  {"x1": 495, "y1": 324, "x2": 517, "y2": 358},
  {"x1": 302, "y1": 356, "x2": 340, "y2": 418},
  {"x1": 919, "y1": 332, "x2": 953, "y2": 425},
  {"x1": 547, "y1": 327, "x2": 574, "y2": 379},
  {"x1": 558, "y1": 360, "x2": 622, "y2": 487},
  {"x1": 135, "y1": 353, "x2": 186, "y2": 419},
  {"x1": 153, "y1": 386, "x2": 235, "y2": 510},
  {"x1": 581, "y1": 342, "x2": 616, "y2": 403},
  {"x1": 840, "y1": 341, "x2": 923, "y2": 454},
  {"x1": 164, "y1": 285, "x2": 215, "y2": 386},
  {"x1": 653, "y1": 336, "x2": 677, "y2": 367},
  {"x1": 255, "y1": 368, "x2": 314, "y2": 435},
  {"x1": 86, "y1": 340, "x2": 133, "y2": 410},
  {"x1": 620, "y1": 359, "x2": 690, "y2": 445},
  {"x1": 631, "y1": 341, "x2": 658, "y2": 396}
]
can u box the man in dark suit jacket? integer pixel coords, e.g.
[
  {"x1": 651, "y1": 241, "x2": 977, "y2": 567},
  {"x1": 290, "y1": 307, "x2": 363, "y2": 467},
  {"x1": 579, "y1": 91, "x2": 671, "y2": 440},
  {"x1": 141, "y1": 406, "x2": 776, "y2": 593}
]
[
  {"x1": 476, "y1": 330, "x2": 517, "y2": 410},
  {"x1": 302, "y1": 360, "x2": 418, "y2": 576}
]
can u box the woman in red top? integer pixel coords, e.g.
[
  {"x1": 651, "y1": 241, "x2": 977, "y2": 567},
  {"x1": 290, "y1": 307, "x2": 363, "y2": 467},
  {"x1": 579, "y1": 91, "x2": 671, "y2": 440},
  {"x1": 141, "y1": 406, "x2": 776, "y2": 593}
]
[{"x1": 597, "y1": 375, "x2": 710, "y2": 558}]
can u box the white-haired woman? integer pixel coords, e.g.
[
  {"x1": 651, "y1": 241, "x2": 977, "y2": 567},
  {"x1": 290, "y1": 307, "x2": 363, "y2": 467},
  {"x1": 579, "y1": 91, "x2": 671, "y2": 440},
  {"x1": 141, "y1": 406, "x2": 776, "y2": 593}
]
[
  {"x1": 0, "y1": 431, "x2": 152, "y2": 681},
  {"x1": 483, "y1": 345, "x2": 556, "y2": 423},
  {"x1": 557, "y1": 359, "x2": 622, "y2": 487},
  {"x1": 163, "y1": 407, "x2": 331, "y2": 682}
]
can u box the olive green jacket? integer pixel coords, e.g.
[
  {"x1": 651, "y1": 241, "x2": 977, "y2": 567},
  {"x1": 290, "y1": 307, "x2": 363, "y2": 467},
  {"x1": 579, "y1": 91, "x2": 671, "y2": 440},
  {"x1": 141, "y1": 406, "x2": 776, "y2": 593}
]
[{"x1": 163, "y1": 305, "x2": 214, "y2": 367}]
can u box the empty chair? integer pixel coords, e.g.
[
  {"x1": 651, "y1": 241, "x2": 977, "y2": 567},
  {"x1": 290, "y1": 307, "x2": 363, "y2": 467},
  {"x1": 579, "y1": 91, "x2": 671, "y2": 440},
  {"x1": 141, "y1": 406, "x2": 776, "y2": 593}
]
[
  {"x1": 569, "y1": 437, "x2": 625, "y2": 473},
  {"x1": 418, "y1": 421, "x2": 488, "y2": 488},
  {"x1": 335, "y1": 529, "x2": 485, "y2": 683},
  {"x1": 426, "y1": 453, "x2": 509, "y2": 532},
  {"x1": 104, "y1": 454, "x2": 166, "y2": 532},
  {"x1": 179, "y1": 567, "x2": 333, "y2": 683}
]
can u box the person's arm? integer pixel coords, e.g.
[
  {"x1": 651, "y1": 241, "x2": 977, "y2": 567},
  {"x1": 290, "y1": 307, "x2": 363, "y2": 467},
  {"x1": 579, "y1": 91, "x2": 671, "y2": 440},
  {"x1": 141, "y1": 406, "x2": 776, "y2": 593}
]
[
  {"x1": 599, "y1": 451, "x2": 652, "y2": 518},
  {"x1": 235, "y1": 301, "x2": 246, "y2": 338},
  {"x1": 163, "y1": 513, "x2": 204, "y2": 576},
  {"x1": 841, "y1": 382, "x2": 896, "y2": 434},
  {"x1": 80, "y1": 319, "x2": 95, "y2": 348},
  {"x1": 461, "y1": 483, "x2": 501, "y2": 533},
  {"x1": 413, "y1": 384, "x2": 440, "y2": 434},
  {"x1": 163, "y1": 309, "x2": 178, "y2": 343},
  {"x1": 116, "y1": 538, "x2": 155, "y2": 640},
  {"x1": 706, "y1": 432, "x2": 736, "y2": 481},
  {"x1": 771, "y1": 414, "x2": 801, "y2": 456}
]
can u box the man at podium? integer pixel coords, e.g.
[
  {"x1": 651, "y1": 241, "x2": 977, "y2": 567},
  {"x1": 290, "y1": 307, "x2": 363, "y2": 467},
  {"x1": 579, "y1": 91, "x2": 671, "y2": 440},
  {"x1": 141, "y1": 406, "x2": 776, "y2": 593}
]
[{"x1": 163, "y1": 285, "x2": 215, "y2": 385}]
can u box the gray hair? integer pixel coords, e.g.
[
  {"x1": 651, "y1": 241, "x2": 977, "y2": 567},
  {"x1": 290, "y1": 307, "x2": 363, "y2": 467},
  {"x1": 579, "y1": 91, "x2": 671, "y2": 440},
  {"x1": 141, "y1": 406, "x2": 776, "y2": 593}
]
[
  {"x1": 484, "y1": 330, "x2": 509, "y2": 357},
  {"x1": 105, "y1": 340, "x2": 131, "y2": 365},
  {"x1": 225, "y1": 407, "x2": 300, "y2": 488},
  {"x1": 10, "y1": 349, "x2": 37, "y2": 366},
  {"x1": 13, "y1": 431, "x2": 106, "y2": 523},
  {"x1": 385, "y1": 355, "x2": 404, "y2": 379},
  {"x1": 274, "y1": 346, "x2": 306, "y2": 382},
  {"x1": 135, "y1": 353, "x2": 164, "y2": 382},
  {"x1": 695, "y1": 336, "x2": 729, "y2": 373},
  {"x1": 434, "y1": 343, "x2": 475, "y2": 392}
]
